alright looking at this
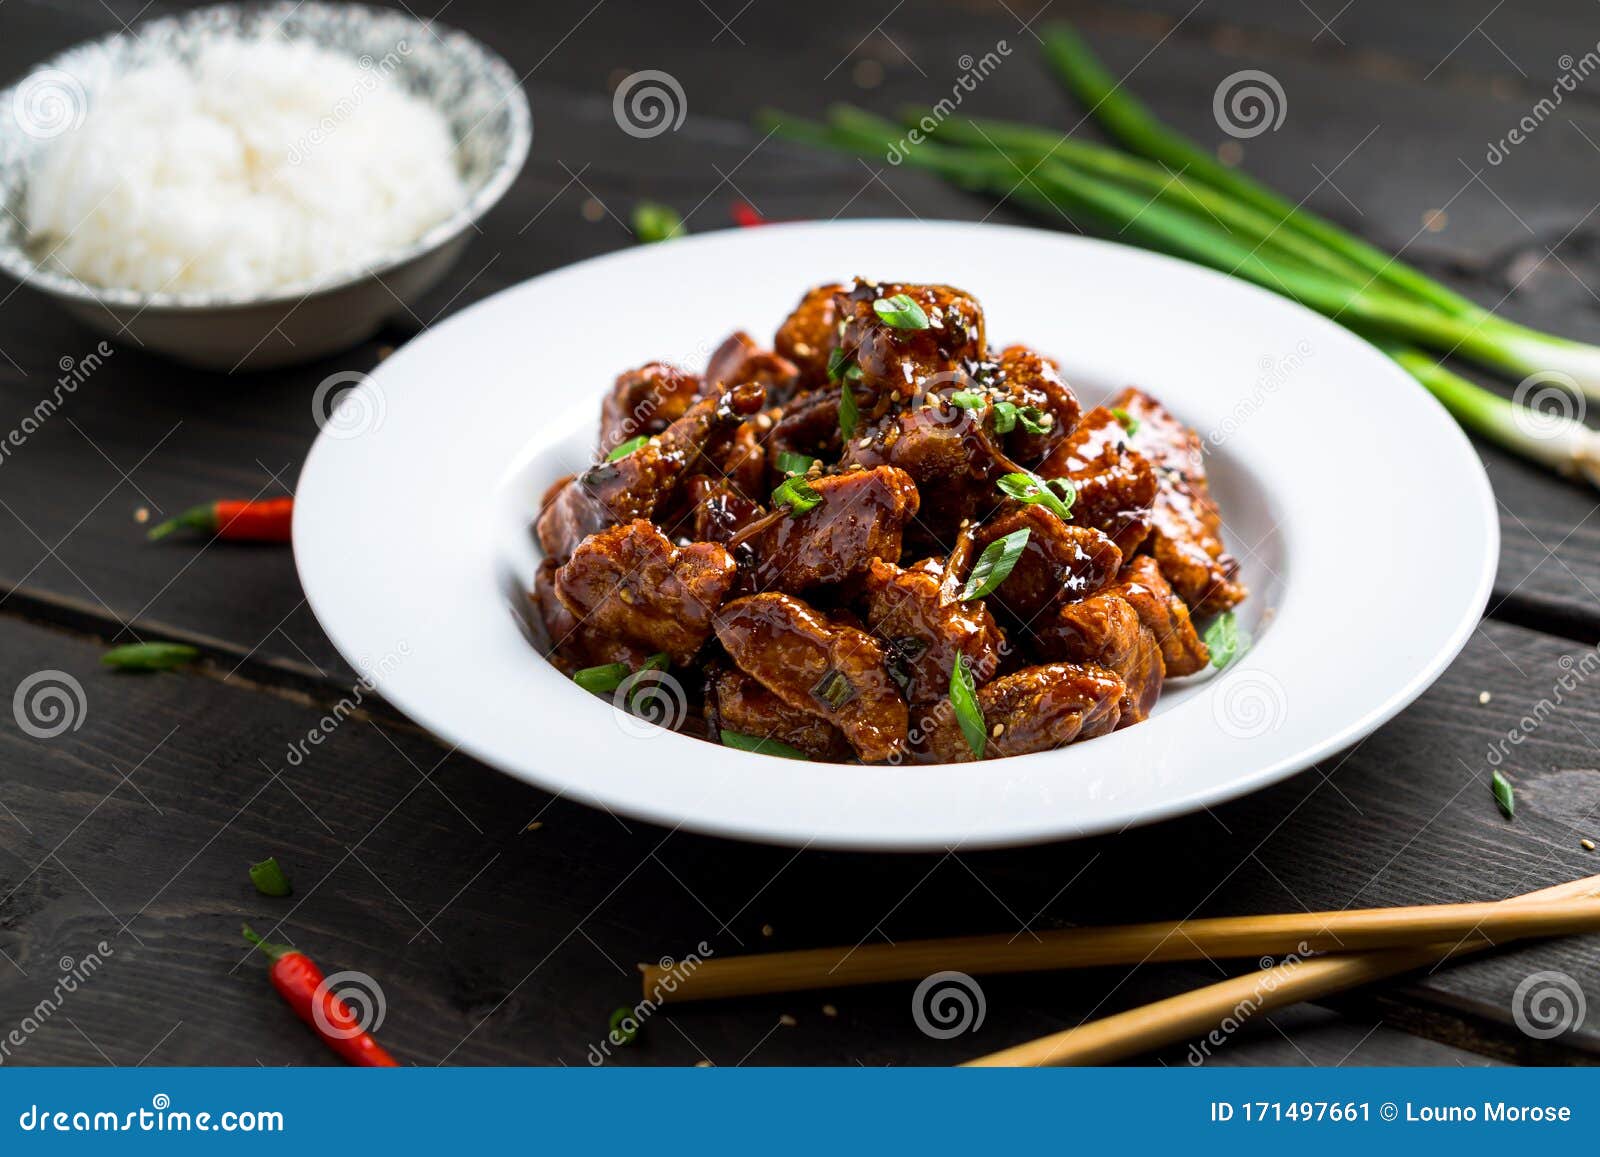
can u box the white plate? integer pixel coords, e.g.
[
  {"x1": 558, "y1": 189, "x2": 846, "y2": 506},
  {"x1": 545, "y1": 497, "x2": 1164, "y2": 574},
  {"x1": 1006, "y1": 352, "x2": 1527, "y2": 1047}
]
[{"x1": 294, "y1": 220, "x2": 1496, "y2": 851}]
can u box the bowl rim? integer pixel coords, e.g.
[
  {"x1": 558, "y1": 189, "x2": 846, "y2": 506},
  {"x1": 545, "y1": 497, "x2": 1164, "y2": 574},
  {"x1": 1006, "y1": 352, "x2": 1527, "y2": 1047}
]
[{"x1": 0, "y1": 0, "x2": 532, "y2": 313}]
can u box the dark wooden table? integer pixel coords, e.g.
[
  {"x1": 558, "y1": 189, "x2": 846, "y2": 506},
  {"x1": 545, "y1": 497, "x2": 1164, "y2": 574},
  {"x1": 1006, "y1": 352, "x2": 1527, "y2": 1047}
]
[{"x1": 3, "y1": 0, "x2": 1599, "y2": 1067}]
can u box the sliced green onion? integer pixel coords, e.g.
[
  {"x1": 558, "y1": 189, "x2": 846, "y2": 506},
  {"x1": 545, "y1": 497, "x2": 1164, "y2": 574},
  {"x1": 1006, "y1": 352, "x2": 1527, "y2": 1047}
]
[
  {"x1": 949, "y1": 390, "x2": 987, "y2": 410},
  {"x1": 949, "y1": 654, "x2": 986, "y2": 759},
  {"x1": 826, "y1": 347, "x2": 851, "y2": 382},
  {"x1": 609, "y1": 1006, "x2": 641, "y2": 1044},
  {"x1": 574, "y1": 662, "x2": 631, "y2": 694},
  {"x1": 1491, "y1": 769, "x2": 1515, "y2": 820},
  {"x1": 962, "y1": 528, "x2": 1030, "y2": 600},
  {"x1": 1204, "y1": 611, "x2": 1243, "y2": 670},
  {"x1": 989, "y1": 400, "x2": 1017, "y2": 433},
  {"x1": 1110, "y1": 408, "x2": 1139, "y2": 437},
  {"x1": 838, "y1": 383, "x2": 860, "y2": 442},
  {"x1": 776, "y1": 451, "x2": 818, "y2": 476},
  {"x1": 720, "y1": 730, "x2": 811, "y2": 760},
  {"x1": 772, "y1": 475, "x2": 823, "y2": 516},
  {"x1": 102, "y1": 642, "x2": 200, "y2": 671},
  {"x1": 632, "y1": 202, "x2": 684, "y2": 243},
  {"x1": 249, "y1": 857, "x2": 292, "y2": 897},
  {"x1": 997, "y1": 471, "x2": 1074, "y2": 521},
  {"x1": 814, "y1": 669, "x2": 855, "y2": 710},
  {"x1": 873, "y1": 293, "x2": 929, "y2": 330},
  {"x1": 607, "y1": 435, "x2": 650, "y2": 461}
]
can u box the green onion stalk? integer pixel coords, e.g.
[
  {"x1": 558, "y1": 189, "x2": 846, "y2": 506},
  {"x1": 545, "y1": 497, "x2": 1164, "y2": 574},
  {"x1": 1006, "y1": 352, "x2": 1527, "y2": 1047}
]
[{"x1": 1038, "y1": 22, "x2": 1600, "y2": 399}]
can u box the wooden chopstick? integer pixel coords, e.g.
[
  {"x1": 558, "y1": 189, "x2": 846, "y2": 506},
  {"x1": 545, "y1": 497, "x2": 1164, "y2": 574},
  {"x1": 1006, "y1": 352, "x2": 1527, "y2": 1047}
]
[
  {"x1": 964, "y1": 871, "x2": 1600, "y2": 1067},
  {"x1": 639, "y1": 892, "x2": 1600, "y2": 1004}
]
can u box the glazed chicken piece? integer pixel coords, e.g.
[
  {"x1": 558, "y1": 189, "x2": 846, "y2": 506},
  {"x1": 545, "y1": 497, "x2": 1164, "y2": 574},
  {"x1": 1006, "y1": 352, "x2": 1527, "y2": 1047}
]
[
  {"x1": 716, "y1": 592, "x2": 909, "y2": 763},
  {"x1": 769, "y1": 386, "x2": 845, "y2": 465},
  {"x1": 1100, "y1": 554, "x2": 1210, "y2": 677},
  {"x1": 972, "y1": 505, "x2": 1123, "y2": 628},
  {"x1": 1034, "y1": 594, "x2": 1164, "y2": 726},
  {"x1": 1113, "y1": 387, "x2": 1247, "y2": 616},
  {"x1": 599, "y1": 362, "x2": 702, "y2": 455},
  {"x1": 531, "y1": 559, "x2": 654, "y2": 674},
  {"x1": 836, "y1": 280, "x2": 986, "y2": 397},
  {"x1": 746, "y1": 465, "x2": 920, "y2": 593},
  {"x1": 916, "y1": 662, "x2": 1125, "y2": 763},
  {"x1": 989, "y1": 345, "x2": 1081, "y2": 464},
  {"x1": 704, "y1": 331, "x2": 801, "y2": 403},
  {"x1": 1038, "y1": 405, "x2": 1158, "y2": 557},
  {"x1": 861, "y1": 558, "x2": 1006, "y2": 706},
  {"x1": 555, "y1": 520, "x2": 737, "y2": 667},
  {"x1": 536, "y1": 383, "x2": 764, "y2": 561},
  {"x1": 706, "y1": 665, "x2": 852, "y2": 761},
  {"x1": 713, "y1": 408, "x2": 776, "y2": 501},
  {"x1": 774, "y1": 283, "x2": 846, "y2": 386},
  {"x1": 687, "y1": 477, "x2": 765, "y2": 545}
]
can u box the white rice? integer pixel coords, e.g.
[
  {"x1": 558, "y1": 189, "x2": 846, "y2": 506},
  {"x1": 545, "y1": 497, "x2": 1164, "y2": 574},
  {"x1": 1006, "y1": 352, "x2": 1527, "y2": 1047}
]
[{"x1": 25, "y1": 36, "x2": 467, "y2": 297}]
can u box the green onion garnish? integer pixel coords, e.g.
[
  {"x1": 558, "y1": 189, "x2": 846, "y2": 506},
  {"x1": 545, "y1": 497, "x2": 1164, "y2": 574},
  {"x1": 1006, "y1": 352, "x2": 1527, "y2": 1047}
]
[
  {"x1": 949, "y1": 654, "x2": 986, "y2": 759},
  {"x1": 1491, "y1": 769, "x2": 1515, "y2": 820},
  {"x1": 962, "y1": 528, "x2": 1030, "y2": 601},
  {"x1": 989, "y1": 400, "x2": 1016, "y2": 433},
  {"x1": 606, "y1": 435, "x2": 650, "y2": 461},
  {"x1": 249, "y1": 857, "x2": 292, "y2": 897},
  {"x1": 814, "y1": 669, "x2": 854, "y2": 710},
  {"x1": 996, "y1": 471, "x2": 1075, "y2": 521},
  {"x1": 838, "y1": 383, "x2": 860, "y2": 442},
  {"x1": 776, "y1": 451, "x2": 818, "y2": 477},
  {"x1": 609, "y1": 1007, "x2": 641, "y2": 1045},
  {"x1": 949, "y1": 390, "x2": 986, "y2": 410},
  {"x1": 826, "y1": 347, "x2": 849, "y2": 382},
  {"x1": 1110, "y1": 408, "x2": 1139, "y2": 437},
  {"x1": 990, "y1": 401, "x2": 1051, "y2": 436},
  {"x1": 720, "y1": 730, "x2": 811, "y2": 760},
  {"x1": 574, "y1": 662, "x2": 631, "y2": 693},
  {"x1": 1204, "y1": 611, "x2": 1243, "y2": 670},
  {"x1": 772, "y1": 475, "x2": 823, "y2": 516},
  {"x1": 872, "y1": 293, "x2": 929, "y2": 330},
  {"x1": 102, "y1": 642, "x2": 200, "y2": 671},
  {"x1": 631, "y1": 202, "x2": 684, "y2": 243}
]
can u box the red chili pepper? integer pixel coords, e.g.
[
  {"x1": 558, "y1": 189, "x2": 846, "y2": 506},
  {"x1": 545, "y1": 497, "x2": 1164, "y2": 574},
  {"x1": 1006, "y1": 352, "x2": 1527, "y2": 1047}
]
[
  {"x1": 241, "y1": 925, "x2": 398, "y2": 1067},
  {"x1": 147, "y1": 497, "x2": 294, "y2": 542},
  {"x1": 730, "y1": 200, "x2": 769, "y2": 227}
]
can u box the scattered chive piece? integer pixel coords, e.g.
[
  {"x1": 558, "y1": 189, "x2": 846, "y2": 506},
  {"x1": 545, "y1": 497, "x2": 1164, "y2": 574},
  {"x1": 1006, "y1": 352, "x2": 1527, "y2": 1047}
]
[
  {"x1": 101, "y1": 642, "x2": 200, "y2": 671},
  {"x1": 962, "y1": 528, "x2": 1030, "y2": 601},
  {"x1": 949, "y1": 390, "x2": 987, "y2": 410},
  {"x1": 838, "y1": 383, "x2": 860, "y2": 442},
  {"x1": 1204, "y1": 611, "x2": 1243, "y2": 670},
  {"x1": 574, "y1": 662, "x2": 631, "y2": 694},
  {"x1": 814, "y1": 670, "x2": 855, "y2": 710},
  {"x1": 872, "y1": 293, "x2": 930, "y2": 330},
  {"x1": 249, "y1": 857, "x2": 292, "y2": 897},
  {"x1": 826, "y1": 347, "x2": 850, "y2": 382},
  {"x1": 638, "y1": 652, "x2": 669, "y2": 673},
  {"x1": 949, "y1": 654, "x2": 986, "y2": 759},
  {"x1": 776, "y1": 451, "x2": 818, "y2": 477},
  {"x1": 1111, "y1": 407, "x2": 1140, "y2": 437},
  {"x1": 631, "y1": 202, "x2": 684, "y2": 243},
  {"x1": 772, "y1": 475, "x2": 823, "y2": 516},
  {"x1": 609, "y1": 1007, "x2": 641, "y2": 1045},
  {"x1": 1017, "y1": 406, "x2": 1051, "y2": 434},
  {"x1": 996, "y1": 471, "x2": 1074, "y2": 521},
  {"x1": 606, "y1": 435, "x2": 650, "y2": 461},
  {"x1": 1492, "y1": 769, "x2": 1516, "y2": 819},
  {"x1": 720, "y1": 730, "x2": 811, "y2": 760},
  {"x1": 990, "y1": 400, "x2": 1017, "y2": 433}
]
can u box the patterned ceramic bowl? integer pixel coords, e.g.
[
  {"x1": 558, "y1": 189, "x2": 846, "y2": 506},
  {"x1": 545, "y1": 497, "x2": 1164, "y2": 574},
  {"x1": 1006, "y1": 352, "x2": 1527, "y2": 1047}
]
[{"x1": 0, "y1": 2, "x2": 531, "y2": 370}]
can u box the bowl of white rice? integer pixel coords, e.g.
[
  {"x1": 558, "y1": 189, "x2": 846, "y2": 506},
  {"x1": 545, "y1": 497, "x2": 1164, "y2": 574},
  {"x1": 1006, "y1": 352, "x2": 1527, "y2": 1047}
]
[{"x1": 0, "y1": 2, "x2": 531, "y2": 370}]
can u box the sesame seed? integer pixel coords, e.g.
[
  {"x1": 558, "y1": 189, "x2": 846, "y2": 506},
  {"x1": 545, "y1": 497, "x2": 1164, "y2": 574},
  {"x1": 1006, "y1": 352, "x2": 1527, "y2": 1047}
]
[
  {"x1": 695, "y1": 1059, "x2": 714, "y2": 1067},
  {"x1": 761, "y1": 923, "x2": 774, "y2": 937},
  {"x1": 1478, "y1": 691, "x2": 1492, "y2": 704},
  {"x1": 779, "y1": 1014, "x2": 798, "y2": 1028},
  {"x1": 133, "y1": 507, "x2": 150, "y2": 524},
  {"x1": 822, "y1": 1004, "x2": 838, "y2": 1018},
  {"x1": 1583, "y1": 839, "x2": 1595, "y2": 852},
  {"x1": 524, "y1": 820, "x2": 543, "y2": 833},
  {"x1": 755, "y1": 413, "x2": 773, "y2": 430},
  {"x1": 991, "y1": 723, "x2": 1005, "y2": 738},
  {"x1": 858, "y1": 437, "x2": 872, "y2": 448}
]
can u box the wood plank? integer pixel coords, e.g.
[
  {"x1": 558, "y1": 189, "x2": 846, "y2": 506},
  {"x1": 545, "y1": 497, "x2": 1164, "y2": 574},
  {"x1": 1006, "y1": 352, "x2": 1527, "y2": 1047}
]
[{"x1": 0, "y1": 606, "x2": 1593, "y2": 1066}]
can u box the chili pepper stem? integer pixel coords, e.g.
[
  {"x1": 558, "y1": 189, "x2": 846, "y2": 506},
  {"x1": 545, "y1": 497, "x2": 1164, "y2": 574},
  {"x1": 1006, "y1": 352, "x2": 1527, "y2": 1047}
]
[
  {"x1": 241, "y1": 923, "x2": 295, "y2": 962},
  {"x1": 147, "y1": 503, "x2": 216, "y2": 541}
]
